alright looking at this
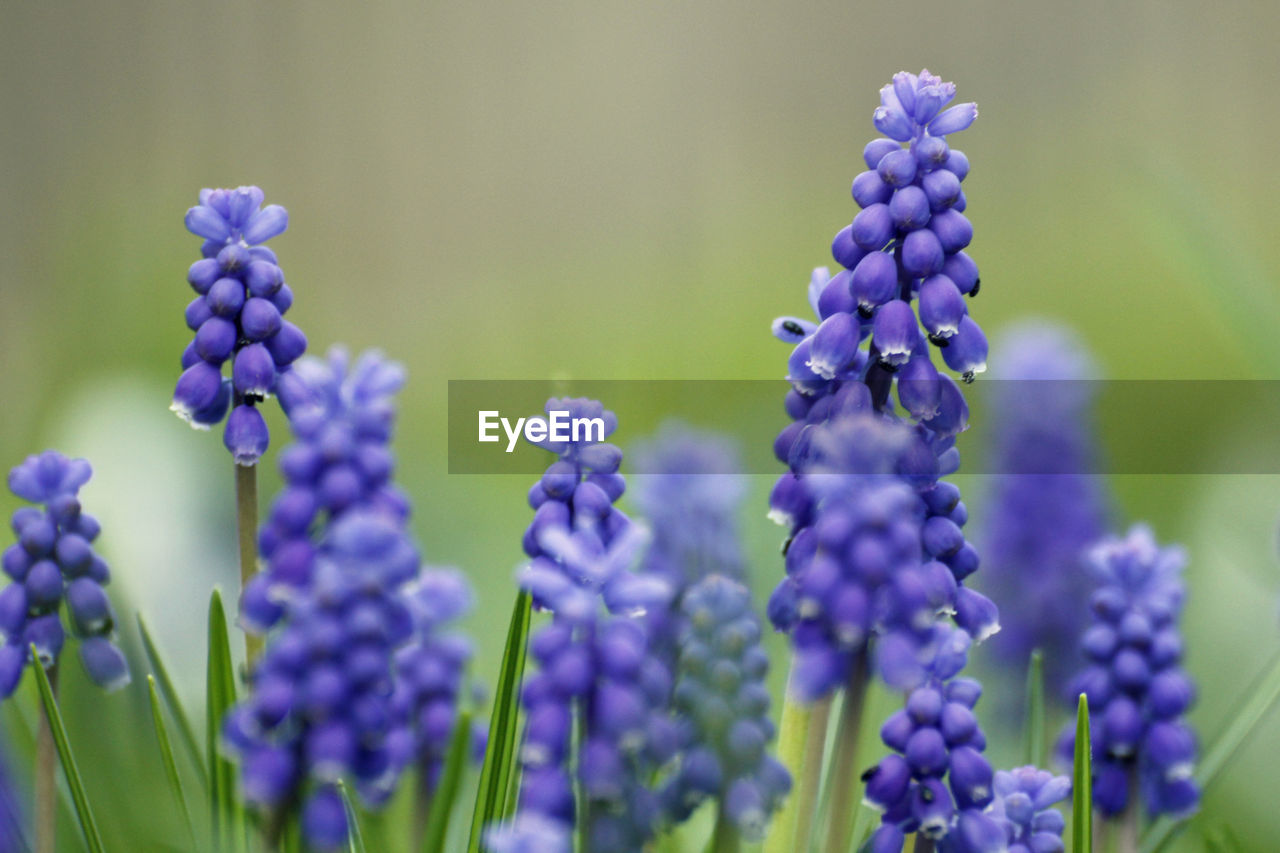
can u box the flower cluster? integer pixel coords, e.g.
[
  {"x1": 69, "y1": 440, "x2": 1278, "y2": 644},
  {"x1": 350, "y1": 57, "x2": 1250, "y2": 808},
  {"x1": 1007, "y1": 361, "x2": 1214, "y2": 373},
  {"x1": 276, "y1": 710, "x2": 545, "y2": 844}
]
[
  {"x1": 986, "y1": 766, "x2": 1070, "y2": 853},
  {"x1": 172, "y1": 186, "x2": 307, "y2": 466},
  {"x1": 493, "y1": 398, "x2": 676, "y2": 852},
  {"x1": 225, "y1": 513, "x2": 421, "y2": 850},
  {"x1": 631, "y1": 423, "x2": 746, "y2": 587},
  {"x1": 661, "y1": 574, "x2": 790, "y2": 840},
  {"x1": 388, "y1": 568, "x2": 475, "y2": 793},
  {"x1": 768, "y1": 415, "x2": 996, "y2": 700},
  {"x1": 243, "y1": 348, "x2": 409, "y2": 632},
  {"x1": 1, "y1": 451, "x2": 128, "y2": 697},
  {"x1": 767, "y1": 71, "x2": 994, "y2": 702},
  {"x1": 774, "y1": 69, "x2": 983, "y2": 407},
  {"x1": 864, "y1": 627, "x2": 1001, "y2": 852},
  {"x1": 630, "y1": 423, "x2": 747, "y2": 665},
  {"x1": 1056, "y1": 526, "x2": 1199, "y2": 820},
  {"x1": 496, "y1": 532, "x2": 666, "y2": 853},
  {"x1": 979, "y1": 323, "x2": 1109, "y2": 692}
]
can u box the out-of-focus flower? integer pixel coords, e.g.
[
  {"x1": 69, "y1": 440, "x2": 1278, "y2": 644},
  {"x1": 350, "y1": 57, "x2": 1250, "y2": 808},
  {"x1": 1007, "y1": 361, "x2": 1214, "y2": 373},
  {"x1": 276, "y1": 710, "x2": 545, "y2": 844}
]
[
  {"x1": 243, "y1": 347, "x2": 409, "y2": 632},
  {"x1": 660, "y1": 575, "x2": 790, "y2": 840},
  {"x1": 1056, "y1": 526, "x2": 1199, "y2": 820},
  {"x1": 225, "y1": 513, "x2": 420, "y2": 850},
  {"x1": 979, "y1": 322, "x2": 1109, "y2": 693},
  {"x1": 2, "y1": 451, "x2": 129, "y2": 696},
  {"x1": 769, "y1": 414, "x2": 997, "y2": 701},
  {"x1": 987, "y1": 766, "x2": 1070, "y2": 853},
  {"x1": 389, "y1": 568, "x2": 475, "y2": 794}
]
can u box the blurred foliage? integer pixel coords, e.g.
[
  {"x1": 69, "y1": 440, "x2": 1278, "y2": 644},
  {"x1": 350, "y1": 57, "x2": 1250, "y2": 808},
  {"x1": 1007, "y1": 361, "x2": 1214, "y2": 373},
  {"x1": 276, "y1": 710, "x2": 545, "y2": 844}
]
[{"x1": 2, "y1": 1, "x2": 1280, "y2": 849}]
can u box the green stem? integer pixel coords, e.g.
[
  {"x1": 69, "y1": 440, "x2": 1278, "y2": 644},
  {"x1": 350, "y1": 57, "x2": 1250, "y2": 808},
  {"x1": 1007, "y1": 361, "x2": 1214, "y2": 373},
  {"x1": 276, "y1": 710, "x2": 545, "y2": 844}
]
[
  {"x1": 763, "y1": 665, "x2": 832, "y2": 853},
  {"x1": 821, "y1": 652, "x2": 868, "y2": 853},
  {"x1": 710, "y1": 804, "x2": 741, "y2": 853},
  {"x1": 912, "y1": 834, "x2": 935, "y2": 853},
  {"x1": 235, "y1": 461, "x2": 262, "y2": 665},
  {"x1": 574, "y1": 697, "x2": 588, "y2": 853},
  {"x1": 1103, "y1": 789, "x2": 1140, "y2": 853},
  {"x1": 35, "y1": 666, "x2": 58, "y2": 853}
]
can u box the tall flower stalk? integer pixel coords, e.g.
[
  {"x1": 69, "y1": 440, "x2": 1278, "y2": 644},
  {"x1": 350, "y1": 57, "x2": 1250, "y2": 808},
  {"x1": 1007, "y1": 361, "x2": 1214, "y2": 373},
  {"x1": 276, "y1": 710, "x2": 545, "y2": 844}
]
[
  {"x1": 171, "y1": 186, "x2": 308, "y2": 659},
  {"x1": 764, "y1": 70, "x2": 992, "y2": 852}
]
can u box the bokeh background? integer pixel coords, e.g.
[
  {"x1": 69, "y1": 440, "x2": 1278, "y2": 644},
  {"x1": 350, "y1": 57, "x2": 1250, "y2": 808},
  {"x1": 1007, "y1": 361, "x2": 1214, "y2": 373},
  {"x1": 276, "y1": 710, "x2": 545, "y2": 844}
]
[{"x1": 2, "y1": 1, "x2": 1279, "y2": 849}]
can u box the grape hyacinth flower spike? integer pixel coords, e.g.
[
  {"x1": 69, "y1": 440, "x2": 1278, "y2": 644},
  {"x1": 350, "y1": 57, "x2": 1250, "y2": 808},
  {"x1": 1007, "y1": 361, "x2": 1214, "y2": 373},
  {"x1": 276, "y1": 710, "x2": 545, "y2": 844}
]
[
  {"x1": 493, "y1": 398, "x2": 678, "y2": 852},
  {"x1": 1, "y1": 451, "x2": 129, "y2": 696},
  {"x1": 1056, "y1": 525, "x2": 1199, "y2": 822},
  {"x1": 172, "y1": 186, "x2": 306, "y2": 466},
  {"x1": 662, "y1": 574, "x2": 791, "y2": 842},
  {"x1": 225, "y1": 512, "x2": 422, "y2": 850},
  {"x1": 980, "y1": 322, "x2": 1109, "y2": 696},
  {"x1": 243, "y1": 347, "x2": 410, "y2": 633},
  {"x1": 388, "y1": 568, "x2": 477, "y2": 803},
  {"x1": 863, "y1": 627, "x2": 1002, "y2": 853}
]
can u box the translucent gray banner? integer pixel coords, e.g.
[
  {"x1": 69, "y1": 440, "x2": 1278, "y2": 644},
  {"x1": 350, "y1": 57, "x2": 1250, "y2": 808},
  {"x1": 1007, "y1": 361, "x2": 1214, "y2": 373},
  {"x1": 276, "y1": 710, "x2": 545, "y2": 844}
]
[{"x1": 446, "y1": 380, "x2": 1280, "y2": 475}]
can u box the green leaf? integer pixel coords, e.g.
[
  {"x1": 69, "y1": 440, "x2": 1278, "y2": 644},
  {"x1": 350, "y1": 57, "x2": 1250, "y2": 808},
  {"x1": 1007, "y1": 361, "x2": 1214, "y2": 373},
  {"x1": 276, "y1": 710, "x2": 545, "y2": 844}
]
[
  {"x1": 148, "y1": 675, "x2": 200, "y2": 851},
  {"x1": 1200, "y1": 824, "x2": 1246, "y2": 853},
  {"x1": 1071, "y1": 693, "x2": 1091, "y2": 853},
  {"x1": 206, "y1": 588, "x2": 241, "y2": 851},
  {"x1": 1142, "y1": 649, "x2": 1280, "y2": 853},
  {"x1": 30, "y1": 650, "x2": 106, "y2": 853},
  {"x1": 467, "y1": 589, "x2": 532, "y2": 853},
  {"x1": 337, "y1": 781, "x2": 368, "y2": 853},
  {"x1": 422, "y1": 710, "x2": 475, "y2": 852},
  {"x1": 138, "y1": 612, "x2": 209, "y2": 787},
  {"x1": 1024, "y1": 649, "x2": 1046, "y2": 768}
]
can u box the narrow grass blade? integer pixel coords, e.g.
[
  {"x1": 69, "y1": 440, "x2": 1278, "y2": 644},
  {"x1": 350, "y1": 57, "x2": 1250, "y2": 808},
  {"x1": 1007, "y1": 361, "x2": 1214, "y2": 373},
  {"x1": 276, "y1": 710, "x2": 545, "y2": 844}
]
[
  {"x1": 1202, "y1": 824, "x2": 1246, "y2": 853},
  {"x1": 138, "y1": 612, "x2": 209, "y2": 786},
  {"x1": 467, "y1": 589, "x2": 532, "y2": 853},
  {"x1": 1024, "y1": 649, "x2": 1046, "y2": 768},
  {"x1": 206, "y1": 588, "x2": 240, "y2": 850},
  {"x1": 1071, "y1": 694, "x2": 1091, "y2": 853},
  {"x1": 422, "y1": 710, "x2": 475, "y2": 852},
  {"x1": 337, "y1": 781, "x2": 368, "y2": 853},
  {"x1": 148, "y1": 675, "x2": 199, "y2": 850},
  {"x1": 1142, "y1": 649, "x2": 1280, "y2": 853},
  {"x1": 30, "y1": 650, "x2": 106, "y2": 853}
]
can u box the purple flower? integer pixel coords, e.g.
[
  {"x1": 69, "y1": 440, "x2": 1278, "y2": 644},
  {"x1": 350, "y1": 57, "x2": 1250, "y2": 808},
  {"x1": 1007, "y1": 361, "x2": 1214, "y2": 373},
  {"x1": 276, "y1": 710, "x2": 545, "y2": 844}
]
[
  {"x1": 1, "y1": 451, "x2": 129, "y2": 696},
  {"x1": 389, "y1": 568, "x2": 476, "y2": 794},
  {"x1": 660, "y1": 575, "x2": 790, "y2": 840},
  {"x1": 500, "y1": 399, "x2": 678, "y2": 850},
  {"x1": 987, "y1": 766, "x2": 1070, "y2": 853},
  {"x1": 172, "y1": 187, "x2": 307, "y2": 467},
  {"x1": 864, "y1": 626, "x2": 1002, "y2": 851},
  {"x1": 226, "y1": 513, "x2": 420, "y2": 848},
  {"x1": 243, "y1": 348, "x2": 409, "y2": 632},
  {"x1": 1055, "y1": 526, "x2": 1199, "y2": 820},
  {"x1": 767, "y1": 72, "x2": 994, "y2": 703},
  {"x1": 978, "y1": 323, "x2": 1110, "y2": 695},
  {"x1": 769, "y1": 414, "x2": 997, "y2": 701}
]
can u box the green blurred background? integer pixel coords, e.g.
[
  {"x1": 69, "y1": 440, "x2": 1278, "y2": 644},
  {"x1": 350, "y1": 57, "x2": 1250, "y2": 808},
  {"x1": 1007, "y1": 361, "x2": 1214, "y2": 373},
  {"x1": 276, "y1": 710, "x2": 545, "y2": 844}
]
[{"x1": 2, "y1": 1, "x2": 1279, "y2": 849}]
